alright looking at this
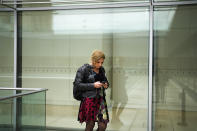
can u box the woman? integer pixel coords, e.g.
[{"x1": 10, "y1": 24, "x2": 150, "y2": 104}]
[{"x1": 73, "y1": 50, "x2": 109, "y2": 131}]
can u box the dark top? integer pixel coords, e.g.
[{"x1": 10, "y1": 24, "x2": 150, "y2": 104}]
[
  {"x1": 93, "y1": 71, "x2": 105, "y2": 97},
  {"x1": 73, "y1": 63, "x2": 109, "y2": 98}
]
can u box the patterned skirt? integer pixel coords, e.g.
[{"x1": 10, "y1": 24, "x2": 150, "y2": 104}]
[{"x1": 78, "y1": 96, "x2": 109, "y2": 123}]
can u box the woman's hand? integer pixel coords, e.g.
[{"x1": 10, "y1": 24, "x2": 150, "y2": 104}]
[
  {"x1": 94, "y1": 81, "x2": 103, "y2": 88},
  {"x1": 103, "y1": 82, "x2": 108, "y2": 89}
]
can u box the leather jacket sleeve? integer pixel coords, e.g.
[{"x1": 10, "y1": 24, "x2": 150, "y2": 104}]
[{"x1": 73, "y1": 66, "x2": 95, "y2": 91}]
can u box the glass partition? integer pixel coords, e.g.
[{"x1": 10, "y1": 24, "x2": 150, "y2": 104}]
[
  {"x1": 0, "y1": 12, "x2": 14, "y2": 87},
  {"x1": 21, "y1": 7, "x2": 149, "y2": 130},
  {"x1": 153, "y1": 5, "x2": 197, "y2": 131},
  {"x1": 0, "y1": 99, "x2": 12, "y2": 131},
  {"x1": 0, "y1": 5, "x2": 5, "y2": 8},
  {"x1": 111, "y1": 8, "x2": 149, "y2": 131},
  {"x1": 0, "y1": 89, "x2": 47, "y2": 131},
  {"x1": 21, "y1": 91, "x2": 46, "y2": 130},
  {"x1": 0, "y1": 90, "x2": 14, "y2": 97}
]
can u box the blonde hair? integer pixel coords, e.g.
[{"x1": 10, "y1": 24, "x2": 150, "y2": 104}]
[{"x1": 91, "y1": 50, "x2": 105, "y2": 64}]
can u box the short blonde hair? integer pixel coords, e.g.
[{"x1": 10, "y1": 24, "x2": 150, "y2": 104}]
[{"x1": 91, "y1": 50, "x2": 105, "y2": 64}]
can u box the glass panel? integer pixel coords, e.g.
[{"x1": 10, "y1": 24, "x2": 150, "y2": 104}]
[
  {"x1": 0, "y1": 90, "x2": 15, "y2": 97},
  {"x1": 0, "y1": 5, "x2": 5, "y2": 8},
  {"x1": 0, "y1": 99, "x2": 13, "y2": 131},
  {"x1": 112, "y1": 8, "x2": 149, "y2": 131},
  {"x1": 153, "y1": 5, "x2": 197, "y2": 131},
  {"x1": 21, "y1": 91, "x2": 46, "y2": 131},
  {"x1": 21, "y1": 7, "x2": 149, "y2": 130},
  {"x1": 0, "y1": 12, "x2": 14, "y2": 87},
  {"x1": 0, "y1": 4, "x2": 14, "y2": 9},
  {"x1": 0, "y1": 90, "x2": 46, "y2": 131}
]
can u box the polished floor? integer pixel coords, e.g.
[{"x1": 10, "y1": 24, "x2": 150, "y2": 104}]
[
  {"x1": 46, "y1": 105, "x2": 197, "y2": 131},
  {"x1": 46, "y1": 104, "x2": 147, "y2": 131}
]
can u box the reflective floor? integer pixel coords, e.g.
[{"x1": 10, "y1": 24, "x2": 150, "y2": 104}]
[
  {"x1": 46, "y1": 105, "x2": 147, "y2": 131},
  {"x1": 46, "y1": 104, "x2": 197, "y2": 131}
]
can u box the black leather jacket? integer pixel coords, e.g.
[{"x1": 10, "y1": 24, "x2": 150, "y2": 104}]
[{"x1": 73, "y1": 63, "x2": 109, "y2": 98}]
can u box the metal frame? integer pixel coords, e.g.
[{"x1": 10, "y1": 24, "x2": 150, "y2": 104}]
[
  {"x1": 13, "y1": 5, "x2": 17, "y2": 130},
  {"x1": 1, "y1": 1, "x2": 197, "y2": 131},
  {"x1": 14, "y1": 4, "x2": 17, "y2": 92},
  {"x1": 0, "y1": 0, "x2": 15, "y2": 9},
  {"x1": 0, "y1": 87, "x2": 47, "y2": 91},
  {"x1": 2, "y1": 1, "x2": 144, "y2": 4},
  {"x1": 17, "y1": 2, "x2": 150, "y2": 11},
  {"x1": 1, "y1": 0, "x2": 197, "y2": 9},
  {"x1": 0, "y1": 8, "x2": 13, "y2": 11},
  {"x1": 149, "y1": 1, "x2": 153, "y2": 131},
  {"x1": 1, "y1": 0, "x2": 149, "y2": 5},
  {"x1": 1, "y1": 1, "x2": 197, "y2": 11}
]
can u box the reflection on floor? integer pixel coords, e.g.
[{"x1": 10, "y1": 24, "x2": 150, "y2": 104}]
[
  {"x1": 155, "y1": 109, "x2": 197, "y2": 131},
  {"x1": 46, "y1": 105, "x2": 197, "y2": 131},
  {"x1": 46, "y1": 105, "x2": 147, "y2": 131}
]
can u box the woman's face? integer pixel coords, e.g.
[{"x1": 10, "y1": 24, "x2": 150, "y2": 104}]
[{"x1": 93, "y1": 58, "x2": 104, "y2": 69}]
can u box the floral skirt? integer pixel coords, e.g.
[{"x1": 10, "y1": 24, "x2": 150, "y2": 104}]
[{"x1": 78, "y1": 96, "x2": 109, "y2": 123}]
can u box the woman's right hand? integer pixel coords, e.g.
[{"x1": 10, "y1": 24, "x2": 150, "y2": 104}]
[{"x1": 94, "y1": 81, "x2": 102, "y2": 88}]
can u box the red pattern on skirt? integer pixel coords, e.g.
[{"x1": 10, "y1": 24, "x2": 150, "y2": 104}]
[{"x1": 78, "y1": 97, "x2": 109, "y2": 123}]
